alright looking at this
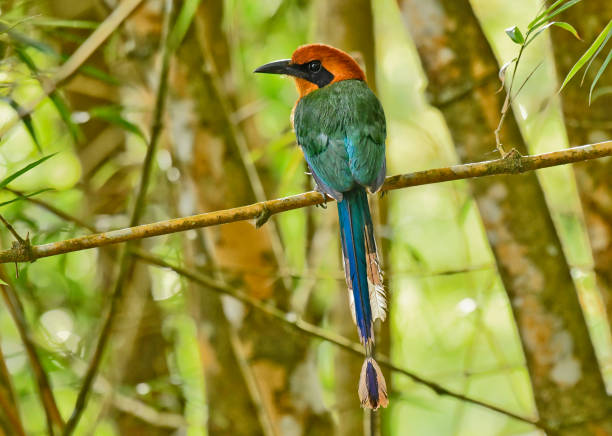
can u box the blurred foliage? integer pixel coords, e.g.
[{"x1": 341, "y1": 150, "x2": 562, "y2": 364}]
[{"x1": 0, "y1": 0, "x2": 610, "y2": 435}]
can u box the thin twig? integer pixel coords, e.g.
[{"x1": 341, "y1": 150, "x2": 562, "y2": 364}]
[
  {"x1": 63, "y1": 2, "x2": 173, "y2": 433},
  {"x1": 495, "y1": 44, "x2": 527, "y2": 156},
  {"x1": 0, "y1": 0, "x2": 144, "y2": 140},
  {"x1": 133, "y1": 249, "x2": 545, "y2": 431},
  {"x1": 68, "y1": 358, "x2": 187, "y2": 429},
  {"x1": 0, "y1": 275, "x2": 64, "y2": 434},
  {"x1": 228, "y1": 330, "x2": 278, "y2": 436},
  {"x1": 1, "y1": 140, "x2": 611, "y2": 264},
  {"x1": 0, "y1": 214, "x2": 25, "y2": 243},
  {"x1": 6, "y1": 189, "x2": 97, "y2": 232}
]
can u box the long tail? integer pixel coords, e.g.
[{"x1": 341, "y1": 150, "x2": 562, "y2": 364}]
[{"x1": 337, "y1": 187, "x2": 388, "y2": 410}]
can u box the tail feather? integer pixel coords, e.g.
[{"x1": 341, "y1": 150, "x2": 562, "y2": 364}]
[
  {"x1": 338, "y1": 187, "x2": 386, "y2": 344},
  {"x1": 358, "y1": 357, "x2": 389, "y2": 410},
  {"x1": 363, "y1": 206, "x2": 386, "y2": 323},
  {"x1": 338, "y1": 187, "x2": 389, "y2": 409},
  {"x1": 337, "y1": 188, "x2": 374, "y2": 345}
]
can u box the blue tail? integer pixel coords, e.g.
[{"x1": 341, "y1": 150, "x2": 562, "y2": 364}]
[
  {"x1": 338, "y1": 187, "x2": 388, "y2": 410},
  {"x1": 337, "y1": 187, "x2": 373, "y2": 345}
]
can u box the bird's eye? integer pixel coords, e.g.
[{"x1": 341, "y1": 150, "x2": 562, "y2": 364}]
[{"x1": 308, "y1": 61, "x2": 321, "y2": 73}]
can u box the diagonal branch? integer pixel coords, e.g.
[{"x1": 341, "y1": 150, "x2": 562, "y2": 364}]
[
  {"x1": 131, "y1": 249, "x2": 545, "y2": 430},
  {"x1": 0, "y1": 275, "x2": 64, "y2": 434},
  {"x1": 1, "y1": 140, "x2": 611, "y2": 264}
]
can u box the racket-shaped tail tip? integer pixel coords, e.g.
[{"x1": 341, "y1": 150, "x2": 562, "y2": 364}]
[{"x1": 358, "y1": 357, "x2": 389, "y2": 410}]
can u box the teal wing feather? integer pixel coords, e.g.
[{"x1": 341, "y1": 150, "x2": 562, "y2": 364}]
[{"x1": 294, "y1": 80, "x2": 386, "y2": 198}]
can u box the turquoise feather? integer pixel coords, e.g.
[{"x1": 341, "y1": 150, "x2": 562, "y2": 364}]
[{"x1": 294, "y1": 78, "x2": 388, "y2": 409}]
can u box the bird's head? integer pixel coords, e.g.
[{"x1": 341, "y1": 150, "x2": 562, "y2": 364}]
[{"x1": 254, "y1": 44, "x2": 366, "y2": 98}]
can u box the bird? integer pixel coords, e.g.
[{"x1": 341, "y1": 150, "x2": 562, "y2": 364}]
[{"x1": 255, "y1": 43, "x2": 388, "y2": 410}]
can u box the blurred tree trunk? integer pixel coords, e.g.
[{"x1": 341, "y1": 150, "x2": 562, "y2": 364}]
[
  {"x1": 49, "y1": 2, "x2": 172, "y2": 434},
  {"x1": 398, "y1": 0, "x2": 612, "y2": 434},
  {"x1": 315, "y1": 1, "x2": 387, "y2": 435},
  {"x1": 169, "y1": 1, "x2": 334, "y2": 435},
  {"x1": 552, "y1": 1, "x2": 612, "y2": 338}
]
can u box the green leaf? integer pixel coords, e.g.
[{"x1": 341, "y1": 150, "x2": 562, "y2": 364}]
[
  {"x1": 88, "y1": 106, "x2": 146, "y2": 141},
  {"x1": 581, "y1": 26, "x2": 612, "y2": 85},
  {"x1": 0, "y1": 188, "x2": 53, "y2": 208},
  {"x1": 167, "y1": 0, "x2": 201, "y2": 52},
  {"x1": 505, "y1": 26, "x2": 525, "y2": 44},
  {"x1": 528, "y1": 0, "x2": 566, "y2": 29},
  {"x1": 14, "y1": 47, "x2": 84, "y2": 144},
  {"x1": 551, "y1": 22, "x2": 581, "y2": 40},
  {"x1": 0, "y1": 21, "x2": 54, "y2": 54},
  {"x1": 2, "y1": 97, "x2": 41, "y2": 152},
  {"x1": 0, "y1": 154, "x2": 57, "y2": 190},
  {"x1": 57, "y1": 54, "x2": 121, "y2": 86},
  {"x1": 526, "y1": 21, "x2": 581, "y2": 47},
  {"x1": 49, "y1": 92, "x2": 83, "y2": 143},
  {"x1": 14, "y1": 45, "x2": 38, "y2": 71},
  {"x1": 0, "y1": 278, "x2": 7, "y2": 286},
  {"x1": 529, "y1": 0, "x2": 582, "y2": 31},
  {"x1": 589, "y1": 48, "x2": 612, "y2": 104},
  {"x1": 559, "y1": 19, "x2": 612, "y2": 92}
]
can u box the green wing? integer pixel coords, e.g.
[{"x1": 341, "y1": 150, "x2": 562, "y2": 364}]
[{"x1": 294, "y1": 80, "x2": 386, "y2": 200}]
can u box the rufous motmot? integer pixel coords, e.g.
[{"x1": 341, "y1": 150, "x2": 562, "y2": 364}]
[{"x1": 256, "y1": 44, "x2": 388, "y2": 410}]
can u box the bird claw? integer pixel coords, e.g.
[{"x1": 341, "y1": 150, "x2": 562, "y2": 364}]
[
  {"x1": 314, "y1": 191, "x2": 328, "y2": 209},
  {"x1": 313, "y1": 186, "x2": 328, "y2": 209}
]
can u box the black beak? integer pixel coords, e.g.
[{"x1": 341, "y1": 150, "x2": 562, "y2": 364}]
[{"x1": 254, "y1": 59, "x2": 305, "y2": 79}]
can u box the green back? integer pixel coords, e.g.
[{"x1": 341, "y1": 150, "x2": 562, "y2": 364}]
[{"x1": 293, "y1": 79, "x2": 386, "y2": 198}]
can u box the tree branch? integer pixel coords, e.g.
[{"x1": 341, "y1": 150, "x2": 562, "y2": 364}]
[
  {"x1": 1, "y1": 141, "x2": 610, "y2": 264},
  {"x1": 0, "y1": 276, "x2": 64, "y2": 434},
  {"x1": 132, "y1": 249, "x2": 545, "y2": 430}
]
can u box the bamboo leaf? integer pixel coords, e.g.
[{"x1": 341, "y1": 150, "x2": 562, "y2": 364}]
[
  {"x1": 88, "y1": 106, "x2": 146, "y2": 141},
  {"x1": 0, "y1": 188, "x2": 53, "y2": 208},
  {"x1": 0, "y1": 154, "x2": 57, "y2": 190},
  {"x1": 559, "y1": 19, "x2": 612, "y2": 92},
  {"x1": 167, "y1": 0, "x2": 201, "y2": 52},
  {"x1": 581, "y1": 26, "x2": 612, "y2": 85},
  {"x1": 505, "y1": 26, "x2": 525, "y2": 45},
  {"x1": 49, "y1": 92, "x2": 83, "y2": 143},
  {"x1": 2, "y1": 97, "x2": 41, "y2": 152},
  {"x1": 15, "y1": 47, "x2": 84, "y2": 143},
  {"x1": 529, "y1": 0, "x2": 582, "y2": 31},
  {"x1": 528, "y1": 0, "x2": 566, "y2": 29},
  {"x1": 526, "y1": 21, "x2": 580, "y2": 47},
  {"x1": 551, "y1": 22, "x2": 581, "y2": 40},
  {"x1": 589, "y1": 48, "x2": 612, "y2": 104}
]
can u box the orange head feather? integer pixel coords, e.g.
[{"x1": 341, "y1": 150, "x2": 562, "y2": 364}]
[
  {"x1": 255, "y1": 43, "x2": 367, "y2": 99},
  {"x1": 290, "y1": 44, "x2": 366, "y2": 97}
]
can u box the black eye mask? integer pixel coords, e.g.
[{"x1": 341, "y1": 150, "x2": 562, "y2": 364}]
[{"x1": 295, "y1": 60, "x2": 335, "y2": 88}]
